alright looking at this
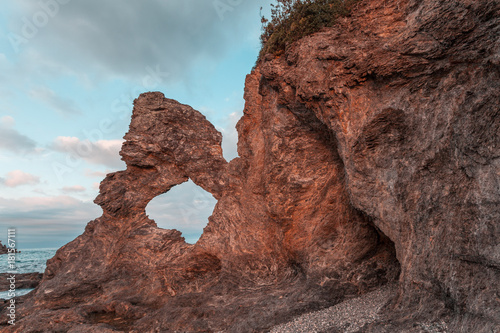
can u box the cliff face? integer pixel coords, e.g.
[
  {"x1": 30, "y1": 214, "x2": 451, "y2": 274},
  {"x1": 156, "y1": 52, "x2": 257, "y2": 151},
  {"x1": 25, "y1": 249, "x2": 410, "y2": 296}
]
[
  {"x1": 2, "y1": 0, "x2": 499, "y2": 332},
  {"x1": 254, "y1": 0, "x2": 500, "y2": 329}
]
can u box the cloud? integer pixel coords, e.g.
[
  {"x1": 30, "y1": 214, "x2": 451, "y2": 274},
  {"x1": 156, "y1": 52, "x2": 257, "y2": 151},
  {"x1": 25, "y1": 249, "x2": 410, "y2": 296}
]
[
  {"x1": 146, "y1": 179, "x2": 216, "y2": 244},
  {"x1": 1, "y1": 170, "x2": 40, "y2": 187},
  {"x1": 0, "y1": 116, "x2": 38, "y2": 154},
  {"x1": 61, "y1": 185, "x2": 86, "y2": 193},
  {"x1": 8, "y1": 0, "x2": 267, "y2": 83},
  {"x1": 51, "y1": 136, "x2": 125, "y2": 169},
  {"x1": 0, "y1": 116, "x2": 15, "y2": 127},
  {"x1": 0, "y1": 195, "x2": 81, "y2": 212},
  {"x1": 84, "y1": 169, "x2": 108, "y2": 178},
  {"x1": 219, "y1": 111, "x2": 241, "y2": 161},
  {"x1": 29, "y1": 86, "x2": 81, "y2": 116},
  {"x1": 0, "y1": 195, "x2": 101, "y2": 249}
]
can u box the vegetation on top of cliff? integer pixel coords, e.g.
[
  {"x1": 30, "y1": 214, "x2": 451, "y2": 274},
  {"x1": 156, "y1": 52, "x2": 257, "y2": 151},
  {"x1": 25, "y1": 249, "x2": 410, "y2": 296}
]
[{"x1": 259, "y1": 0, "x2": 359, "y2": 59}]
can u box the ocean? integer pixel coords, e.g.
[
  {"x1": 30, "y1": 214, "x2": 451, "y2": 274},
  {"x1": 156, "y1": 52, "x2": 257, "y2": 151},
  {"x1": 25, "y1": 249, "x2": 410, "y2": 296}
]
[{"x1": 0, "y1": 248, "x2": 57, "y2": 299}]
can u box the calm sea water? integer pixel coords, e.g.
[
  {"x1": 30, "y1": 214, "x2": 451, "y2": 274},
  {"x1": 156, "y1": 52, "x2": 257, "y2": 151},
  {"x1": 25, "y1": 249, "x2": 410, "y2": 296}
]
[
  {"x1": 0, "y1": 248, "x2": 57, "y2": 274},
  {"x1": 0, "y1": 248, "x2": 57, "y2": 300}
]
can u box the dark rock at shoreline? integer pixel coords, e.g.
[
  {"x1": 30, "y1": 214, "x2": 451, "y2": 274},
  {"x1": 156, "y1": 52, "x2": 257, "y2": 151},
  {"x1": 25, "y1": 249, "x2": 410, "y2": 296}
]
[
  {"x1": 0, "y1": 241, "x2": 19, "y2": 255},
  {"x1": 2, "y1": 0, "x2": 499, "y2": 332},
  {"x1": 0, "y1": 273, "x2": 43, "y2": 292}
]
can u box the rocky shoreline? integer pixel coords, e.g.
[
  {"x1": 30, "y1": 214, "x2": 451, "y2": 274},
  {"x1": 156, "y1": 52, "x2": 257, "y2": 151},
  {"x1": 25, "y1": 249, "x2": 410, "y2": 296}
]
[
  {"x1": 0, "y1": 241, "x2": 19, "y2": 255},
  {"x1": 1, "y1": 0, "x2": 498, "y2": 331},
  {"x1": 0, "y1": 273, "x2": 43, "y2": 293}
]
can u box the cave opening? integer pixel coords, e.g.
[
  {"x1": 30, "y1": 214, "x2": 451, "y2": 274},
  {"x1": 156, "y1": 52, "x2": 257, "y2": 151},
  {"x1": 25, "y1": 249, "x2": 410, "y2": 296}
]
[
  {"x1": 362, "y1": 214, "x2": 402, "y2": 286},
  {"x1": 145, "y1": 179, "x2": 217, "y2": 244}
]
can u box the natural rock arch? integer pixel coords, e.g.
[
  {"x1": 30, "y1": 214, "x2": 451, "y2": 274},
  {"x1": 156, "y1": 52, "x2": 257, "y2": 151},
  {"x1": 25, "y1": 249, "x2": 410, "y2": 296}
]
[
  {"x1": 94, "y1": 92, "x2": 227, "y2": 219},
  {"x1": 9, "y1": 2, "x2": 500, "y2": 329},
  {"x1": 15, "y1": 90, "x2": 401, "y2": 332}
]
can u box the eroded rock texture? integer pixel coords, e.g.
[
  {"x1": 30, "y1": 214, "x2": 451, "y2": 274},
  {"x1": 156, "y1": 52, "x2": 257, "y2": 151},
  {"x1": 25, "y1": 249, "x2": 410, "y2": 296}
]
[
  {"x1": 2, "y1": 0, "x2": 499, "y2": 332},
  {"x1": 0, "y1": 273, "x2": 42, "y2": 291},
  {"x1": 1, "y1": 92, "x2": 397, "y2": 333}
]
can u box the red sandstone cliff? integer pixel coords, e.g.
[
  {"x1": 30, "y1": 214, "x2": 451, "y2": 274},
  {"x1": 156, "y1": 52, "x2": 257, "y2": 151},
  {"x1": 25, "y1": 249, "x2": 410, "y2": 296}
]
[{"x1": 1, "y1": 0, "x2": 499, "y2": 332}]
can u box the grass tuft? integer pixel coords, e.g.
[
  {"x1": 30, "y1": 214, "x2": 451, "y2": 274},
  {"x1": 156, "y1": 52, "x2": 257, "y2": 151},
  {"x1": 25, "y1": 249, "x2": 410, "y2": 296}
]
[{"x1": 259, "y1": 0, "x2": 359, "y2": 59}]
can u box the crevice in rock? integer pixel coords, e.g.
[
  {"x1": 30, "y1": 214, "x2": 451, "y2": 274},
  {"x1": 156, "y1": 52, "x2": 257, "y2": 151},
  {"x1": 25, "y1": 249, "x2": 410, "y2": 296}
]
[
  {"x1": 281, "y1": 97, "x2": 401, "y2": 294},
  {"x1": 342, "y1": 203, "x2": 402, "y2": 292},
  {"x1": 145, "y1": 179, "x2": 217, "y2": 244}
]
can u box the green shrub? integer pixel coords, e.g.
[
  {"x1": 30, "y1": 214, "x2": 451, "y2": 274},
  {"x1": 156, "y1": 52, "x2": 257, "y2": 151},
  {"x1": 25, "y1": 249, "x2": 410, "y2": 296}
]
[{"x1": 259, "y1": 0, "x2": 359, "y2": 59}]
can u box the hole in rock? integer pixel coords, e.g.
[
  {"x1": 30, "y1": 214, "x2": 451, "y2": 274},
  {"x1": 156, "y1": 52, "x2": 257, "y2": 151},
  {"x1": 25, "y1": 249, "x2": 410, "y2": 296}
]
[
  {"x1": 353, "y1": 210, "x2": 401, "y2": 286},
  {"x1": 146, "y1": 180, "x2": 217, "y2": 244},
  {"x1": 367, "y1": 223, "x2": 401, "y2": 284},
  {"x1": 220, "y1": 110, "x2": 242, "y2": 161}
]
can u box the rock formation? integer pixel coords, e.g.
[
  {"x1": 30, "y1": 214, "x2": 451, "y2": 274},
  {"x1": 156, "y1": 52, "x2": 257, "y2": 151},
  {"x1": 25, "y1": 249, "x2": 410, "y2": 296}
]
[
  {"x1": 1, "y1": 0, "x2": 499, "y2": 332},
  {"x1": 0, "y1": 242, "x2": 8, "y2": 255},
  {"x1": 0, "y1": 273, "x2": 42, "y2": 292},
  {"x1": 0, "y1": 241, "x2": 18, "y2": 255}
]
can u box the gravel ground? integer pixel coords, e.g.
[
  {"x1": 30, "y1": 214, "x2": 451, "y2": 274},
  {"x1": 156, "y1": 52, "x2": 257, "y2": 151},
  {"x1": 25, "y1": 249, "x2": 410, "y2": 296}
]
[{"x1": 269, "y1": 285, "x2": 395, "y2": 333}]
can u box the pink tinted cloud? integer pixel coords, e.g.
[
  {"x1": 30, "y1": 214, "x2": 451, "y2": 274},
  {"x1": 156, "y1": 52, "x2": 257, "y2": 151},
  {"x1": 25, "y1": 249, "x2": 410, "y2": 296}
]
[
  {"x1": 62, "y1": 185, "x2": 86, "y2": 193},
  {"x1": 2, "y1": 170, "x2": 40, "y2": 187}
]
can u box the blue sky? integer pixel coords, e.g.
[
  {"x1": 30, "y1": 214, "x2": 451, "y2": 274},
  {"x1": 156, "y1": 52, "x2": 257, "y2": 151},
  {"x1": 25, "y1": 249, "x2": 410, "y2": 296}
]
[{"x1": 0, "y1": 0, "x2": 271, "y2": 249}]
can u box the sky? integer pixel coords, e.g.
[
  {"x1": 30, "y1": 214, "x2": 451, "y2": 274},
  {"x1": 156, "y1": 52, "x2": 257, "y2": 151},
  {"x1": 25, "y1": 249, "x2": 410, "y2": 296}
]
[{"x1": 0, "y1": 0, "x2": 272, "y2": 249}]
